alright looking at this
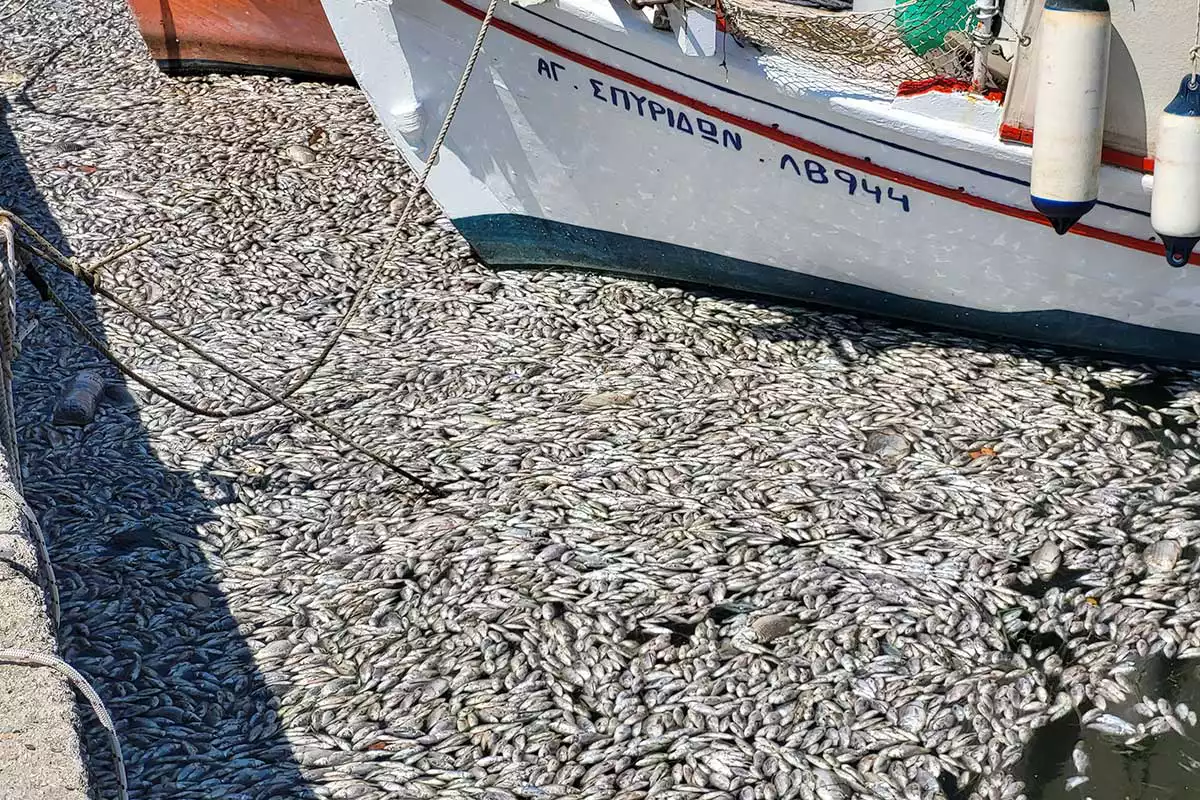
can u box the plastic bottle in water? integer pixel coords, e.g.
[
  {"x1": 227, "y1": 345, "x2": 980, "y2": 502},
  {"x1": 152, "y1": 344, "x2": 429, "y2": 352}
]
[{"x1": 52, "y1": 370, "x2": 106, "y2": 426}]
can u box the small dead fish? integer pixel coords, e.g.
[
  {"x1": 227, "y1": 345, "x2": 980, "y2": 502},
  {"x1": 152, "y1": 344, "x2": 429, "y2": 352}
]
[
  {"x1": 1071, "y1": 741, "x2": 1089, "y2": 775},
  {"x1": 578, "y1": 391, "x2": 636, "y2": 409},
  {"x1": 1087, "y1": 714, "x2": 1137, "y2": 737}
]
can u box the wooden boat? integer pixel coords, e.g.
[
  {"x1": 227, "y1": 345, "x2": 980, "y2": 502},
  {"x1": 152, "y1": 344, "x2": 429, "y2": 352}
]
[
  {"x1": 126, "y1": 0, "x2": 352, "y2": 80},
  {"x1": 318, "y1": 0, "x2": 1200, "y2": 361}
]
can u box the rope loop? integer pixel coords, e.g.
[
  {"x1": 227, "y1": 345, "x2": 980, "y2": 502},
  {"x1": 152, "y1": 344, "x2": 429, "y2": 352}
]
[{"x1": 1192, "y1": 0, "x2": 1200, "y2": 87}]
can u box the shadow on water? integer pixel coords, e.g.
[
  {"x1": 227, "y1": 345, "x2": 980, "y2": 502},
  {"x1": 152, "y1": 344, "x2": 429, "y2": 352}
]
[
  {"x1": 518, "y1": 260, "x2": 1200, "y2": 380},
  {"x1": 1, "y1": 98, "x2": 315, "y2": 799}
]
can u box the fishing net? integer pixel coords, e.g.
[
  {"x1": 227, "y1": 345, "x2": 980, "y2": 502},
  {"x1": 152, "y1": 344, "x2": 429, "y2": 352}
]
[{"x1": 720, "y1": 0, "x2": 977, "y2": 92}]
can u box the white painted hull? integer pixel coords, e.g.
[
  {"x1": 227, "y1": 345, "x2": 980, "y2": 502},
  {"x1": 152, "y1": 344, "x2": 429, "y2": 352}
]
[{"x1": 321, "y1": 0, "x2": 1200, "y2": 360}]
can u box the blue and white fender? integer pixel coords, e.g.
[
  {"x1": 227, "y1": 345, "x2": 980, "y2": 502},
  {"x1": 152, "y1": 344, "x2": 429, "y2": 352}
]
[
  {"x1": 1029, "y1": 0, "x2": 1112, "y2": 235},
  {"x1": 1151, "y1": 76, "x2": 1200, "y2": 267}
]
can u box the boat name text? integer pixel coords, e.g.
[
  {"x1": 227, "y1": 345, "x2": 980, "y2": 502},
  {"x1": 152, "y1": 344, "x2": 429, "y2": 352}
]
[
  {"x1": 781, "y1": 155, "x2": 911, "y2": 213},
  {"x1": 536, "y1": 57, "x2": 742, "y2": 151},
  {"x1": 589, "y1": 78, "x2": 744, "y2": 151},
  {"x1": 535, "y1": 56, "x2": 912, "y2": 215}
]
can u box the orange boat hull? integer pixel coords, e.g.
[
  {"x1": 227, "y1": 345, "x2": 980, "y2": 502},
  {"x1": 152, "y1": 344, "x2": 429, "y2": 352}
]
[{"x1": 126, "y1": 0, "x2": 352, "y2": 80}]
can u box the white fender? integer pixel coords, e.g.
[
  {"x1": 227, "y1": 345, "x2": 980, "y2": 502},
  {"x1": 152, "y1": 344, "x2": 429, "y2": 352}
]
[
  {"x1": 1029, "y1": 0, "x2": 1111, "y2": 235},
  {"x1": 1151, "y1": 76, "x2": 1200, "y2": 267}
]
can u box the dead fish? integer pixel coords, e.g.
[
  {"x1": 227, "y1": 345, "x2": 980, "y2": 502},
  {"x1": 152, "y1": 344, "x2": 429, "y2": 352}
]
[
  {"x1": 1065, "y1": 775, "x2": 1089, "y2": 791},
  {"x1": 1071, "y1": 741, "x2": 1089, "y2": 775},
  {"x1": 1030, "y1": 541, "x2": 1062, "y2": 580},
  {"x1": 1087, "y1": 714, "x2": 1137, "y2": 737}
]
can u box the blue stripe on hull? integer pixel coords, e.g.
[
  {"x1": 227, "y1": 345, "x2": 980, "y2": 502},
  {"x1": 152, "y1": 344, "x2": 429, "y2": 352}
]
[{"x1": 454, "y1": 213, "x2": 1199, "y2": 362}]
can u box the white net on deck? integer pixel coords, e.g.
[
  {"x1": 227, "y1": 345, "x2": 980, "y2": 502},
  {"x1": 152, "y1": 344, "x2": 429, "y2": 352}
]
[{"x1": 720, "y1": 0, "x2": 977, "y2": 92}]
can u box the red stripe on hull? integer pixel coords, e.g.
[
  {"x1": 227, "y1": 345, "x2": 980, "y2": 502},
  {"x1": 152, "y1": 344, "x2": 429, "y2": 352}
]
[
  {"x1": 999, "y1": 123, "x2": 1155, "y2": 174},
  {"x1": 896, "y1": 78, "x2": 1004, "y2": 103},
  {"x1": 438, "y1": 0, "x2": 1188, "y2": 264}
]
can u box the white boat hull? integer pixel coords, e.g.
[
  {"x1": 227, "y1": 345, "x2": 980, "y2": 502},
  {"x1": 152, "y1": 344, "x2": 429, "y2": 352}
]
[{"x1": 322, "y1": 0, "x2": 1200, "y2": 361}]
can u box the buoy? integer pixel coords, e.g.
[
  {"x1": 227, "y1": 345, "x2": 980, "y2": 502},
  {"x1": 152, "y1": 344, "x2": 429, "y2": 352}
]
[
  {"x1": 1151, "y1": 76, "x2": 1200, "y2": 267},
  {"x1": 1029, "y1": 0, "x2": 1111, "y2": 235}
]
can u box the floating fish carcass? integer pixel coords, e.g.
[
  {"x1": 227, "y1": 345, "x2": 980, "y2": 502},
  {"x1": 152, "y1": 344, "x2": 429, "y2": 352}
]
[{"x1": 320, "y1": 0, "x2": 1200, "y2": 361}]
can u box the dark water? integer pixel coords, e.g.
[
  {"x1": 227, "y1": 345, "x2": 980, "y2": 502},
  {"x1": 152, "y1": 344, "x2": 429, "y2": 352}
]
[
  {"x1": 1013, "y1": 373, "x2": 1200, "y2": 799},
  {"x1": 1021, "y1": 656, "x2": 1200, "y2": 800}
]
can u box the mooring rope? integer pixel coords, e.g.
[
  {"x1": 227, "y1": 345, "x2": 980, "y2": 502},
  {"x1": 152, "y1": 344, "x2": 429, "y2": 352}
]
[
  {"x1": 0, "y1": 219, "x2": 22, "y2": 467},
  {"x1": 8, "y1": 221, "x2": 441, "y2": 495},
  {"x1": 0, "y1": 3, "x2": 503, "y2": 797},
  {"x1": 0, "y1": 481, "x2": 59, "y2": 629},
  {"x1": 0, "y1": 648, "x2": 128, "y2": 800},
  {"x1": 1191, "y1": 0, "x2": 1200, "y2": 87},
  {"x1": 0, "y1": 0, "x2": 24, "y2": 24},
  {"x1": 0, "y1": 0, "x2": 501, "y2": 496},
  {"x1": 0, "y1": 229, "x2": 110, "y2": 795},
  {"x1": 0, "y1": 223, "x2": 58, "y2": 628}
]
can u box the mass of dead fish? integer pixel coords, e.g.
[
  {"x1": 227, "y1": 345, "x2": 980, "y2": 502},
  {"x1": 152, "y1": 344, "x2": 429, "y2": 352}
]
[{"x1": 6, "y1": 2, "x2": 1200, "y2": 800}]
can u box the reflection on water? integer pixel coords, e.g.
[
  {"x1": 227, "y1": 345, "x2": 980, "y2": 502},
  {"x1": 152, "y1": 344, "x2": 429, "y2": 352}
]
[{"x1": 1021, "y1": 656, "x2": 1200, "y2": 800}]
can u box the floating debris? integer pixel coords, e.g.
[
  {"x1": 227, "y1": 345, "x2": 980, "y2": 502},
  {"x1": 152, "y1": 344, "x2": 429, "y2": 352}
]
[
  {"x1": 51, "y1": 370, "x2": 105, "y2": 426},
  {"x1": 1145, "y1": 539, "x2": 1183, "y2": 573},
  {"x1": 748, "y1": 613, "x2": 797, "y2": 642},
  {"x1": 1030, "y1": 540, "x2": 1063, "y2": 581},
  {"x1": 864, "y1": 430, "x2": 909, "y2": 462},
  {"x1": 284, "y1": 143, "x2": 317, "y2": 165}
]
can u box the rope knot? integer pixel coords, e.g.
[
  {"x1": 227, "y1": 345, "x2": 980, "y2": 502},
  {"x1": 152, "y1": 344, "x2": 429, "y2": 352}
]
[{"x1": 67, "y1": 258, "x2": 98, "y2": 291}]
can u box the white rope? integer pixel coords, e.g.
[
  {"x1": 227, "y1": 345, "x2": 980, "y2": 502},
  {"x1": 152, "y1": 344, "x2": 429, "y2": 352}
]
[
  {"x1": 0, "y1": 481, "x2": 59, "y2": 627},
  {"x1": 283, "y1": 0, "x2": 503, "y2": 380},
  {"x1": 0, "y1": 219, "x2": 21, "y2": 464},
  {"x1": 0, "y1": 649, "x2": 127, "y2": 800},
  {"x1": 0, "y1": 0, "x2": 24, "y2": 24},
  {"x1": 1191, "y1": 0, "x2": 1200, "y2": 87},
  {"x1": 389, "y1": 0, "x2": 501, "y2": 230},
  {"x1": 0, "y1": 0, "x2": 502, "y2": 494},
  {"x1": 0, "y1": 222, "x2": 60, "y2": 629}
]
